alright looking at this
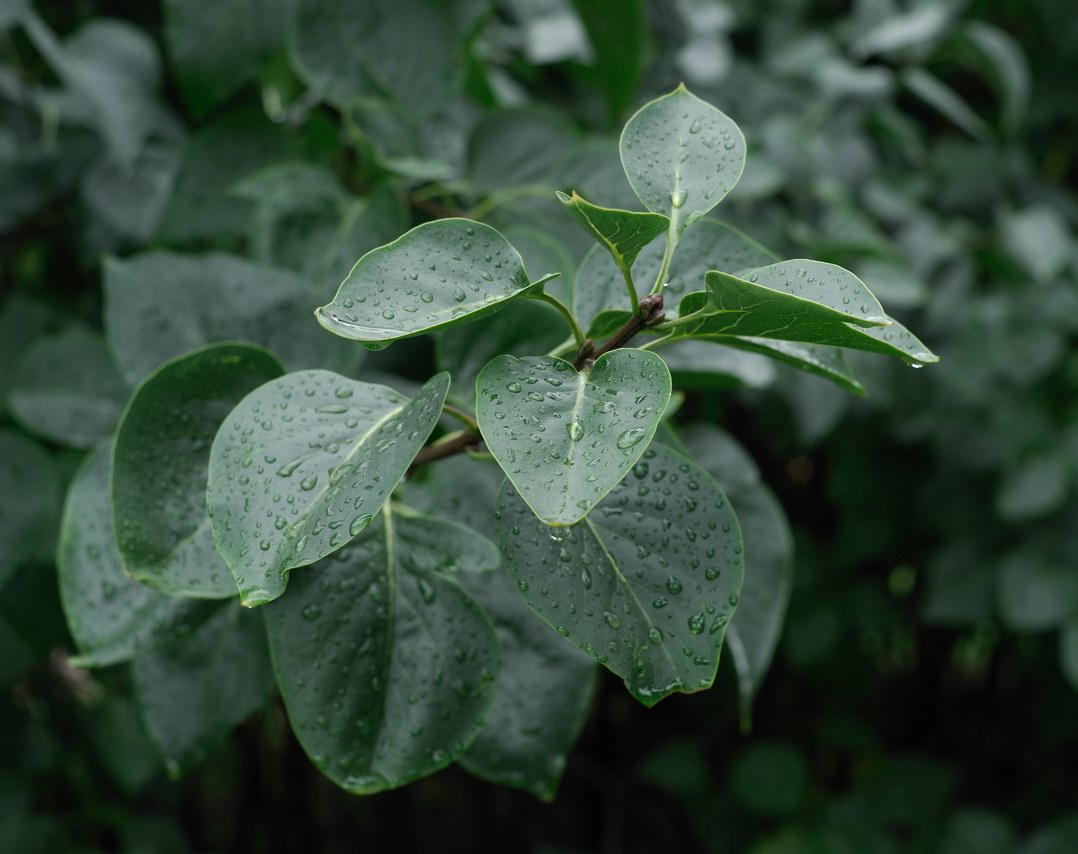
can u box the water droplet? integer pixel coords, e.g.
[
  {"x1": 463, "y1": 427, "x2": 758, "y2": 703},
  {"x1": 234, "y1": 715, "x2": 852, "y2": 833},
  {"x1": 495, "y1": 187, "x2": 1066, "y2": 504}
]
[
  {"x1": 567, "y1": 420, "x2": 585, "y2": 441},
  {"x1": 603, "y1": 611, "x2": 621, "y2": 630},
  {"x1": 671, "y1": 189, "x2": 688, "y2": 209},
  {"x1": 300, "y1": 475, "x2": 318, "y2": 491},
  {"x1": 349, "y1": 514, "x2": 372, "y2": 536},
  {"x1": 617, "y1": 427, "x2": 647, "y2": 449}
]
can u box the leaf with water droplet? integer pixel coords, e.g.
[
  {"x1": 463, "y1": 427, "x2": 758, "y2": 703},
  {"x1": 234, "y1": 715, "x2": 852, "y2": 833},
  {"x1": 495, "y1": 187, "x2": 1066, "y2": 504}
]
[
  {"x1": 477, "y1": 350, "x2": 672, "y2": 526},
  {"x1": 497, "y1": 442, "x2": 744, "y2": 706},
  {"x1": 317, "y1": 218, "x2": 557, "y2": 349},
  {"x1": 112, "y1": 343, "x2": 285, "y2": 598},
  {"x1": 555, "y1": 190, "x2": 668, "y2": 287},
  {"x1": 619, "y1": 84, "x2": 746, "y2": 234},
  {"x1": 263, "y1": 504, "x2": 500, "y2": 794},
  {"x1": 207, "y1": 370, "x2": 449, "y2": 606},
  {"x1": 132, "y1": 602, "x2": 275, "y2": 777},
  {"x1": 679, "y1": 425, "x2": 793, "y2": 727},
  {"x1": 59, "y1": 443, "x2": 220, "y2": 668}
]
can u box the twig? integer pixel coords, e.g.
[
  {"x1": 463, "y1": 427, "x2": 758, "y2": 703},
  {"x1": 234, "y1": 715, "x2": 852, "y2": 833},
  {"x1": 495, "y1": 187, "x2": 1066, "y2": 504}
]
[
  {"x1": 573, "y1": 293, "x2": 665, "y2": 370},
  {"x1": 406, "y1": 429, "x2": 482, "y2": 475}
]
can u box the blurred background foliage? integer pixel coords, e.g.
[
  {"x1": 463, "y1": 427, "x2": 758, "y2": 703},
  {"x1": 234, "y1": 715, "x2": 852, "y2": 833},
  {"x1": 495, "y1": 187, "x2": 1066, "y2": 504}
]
[{"x1": 1, "y1": 0, "x2": 1077, "y2": 851}]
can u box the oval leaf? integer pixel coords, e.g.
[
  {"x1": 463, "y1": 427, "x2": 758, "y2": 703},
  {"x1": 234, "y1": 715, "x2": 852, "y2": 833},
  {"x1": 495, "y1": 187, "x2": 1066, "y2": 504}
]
[
  {"x1": 59, "y1": 443, "x2": 218, "y2": 668},
  {"x1": 112, "y1": 343, "x2": 285, "y2": 599},
  {"x1": 476, "y1": 350, "x2": 672, "y2": 526},
  {"x1": 207, "y1": 370, "x2": 449, "y2": 606},
  {"x1": 497, "y1": 442, "x2": 744, "y2": 706},
  {"x1": 619, "y1": 84, "x2": 746, "y2": 231},
  {"x1": 556, "y1": 190, "x2": 668, "y2": 275},
  {"x1": 263, "y1": 507, "x2": 500, "y2": 794},
  {"x1": 317, "y1": 219, "x2": 553, "y2": 349}
]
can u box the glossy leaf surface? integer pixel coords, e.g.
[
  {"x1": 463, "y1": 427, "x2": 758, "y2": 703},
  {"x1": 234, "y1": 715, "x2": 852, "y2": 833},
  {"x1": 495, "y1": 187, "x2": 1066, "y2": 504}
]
[
  {"x1": 497, "y1": 443, "x2": 744, "y2": 706},
  {"x1": 59, "y1": 444, "x2": 217, "y2": 668},
  {"x1": 132, "y1": 603, "x2": 275, "y2": 776},
  {"x1": 112, "y1": 343, "x2": 284, "y2": 598},
  {"x1": 619, "y1": 85, "x2": 746, "y2": 232},
  {"x1": 477, "y1": 350, "x2": 672, "y2": 526},
  {"x1": 264, "y1": 507, "x2": 500, "y2": 794},
  {"x1": 556, "y1": 190, "x2": 668, "y2": 275},
  {"x1": 317, "y1": 219, "x2": 552, "y2": 349},
  {"x1": 207, "y1": 371, "x2": 449, "y2": 606}
]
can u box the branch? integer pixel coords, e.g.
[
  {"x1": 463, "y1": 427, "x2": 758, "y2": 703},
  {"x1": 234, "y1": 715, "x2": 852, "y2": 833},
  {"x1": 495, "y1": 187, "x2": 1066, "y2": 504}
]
[
  {"x1": 573, "y1": 293, "x2": 665, "y2": 370},
  {"x1": 407, "y1": 429, "x2": 482, "y2": 475}
]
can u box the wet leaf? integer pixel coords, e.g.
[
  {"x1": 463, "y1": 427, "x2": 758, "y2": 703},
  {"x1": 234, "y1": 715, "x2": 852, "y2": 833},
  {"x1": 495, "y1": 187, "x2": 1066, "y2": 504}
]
[
  {"x1": 317, "y1": 219, "x2": 554, "y2": 349},
  {"x1": 59, "y1": 443, "x2": 218, "y2": 668},
  {"x1": 112, "y1": 343, "x2": 285, "y2": 598},
  {"x1": 477, "y1": 350, "x2": 671, "y2": 526},
  {"x1": 207, "y1": 371, "x2": 448, "y2": 606},
  {"x1": 496, "y1": 442, "x2": 744, "y2": 706},
  {"x1": 263, "y1": 506, "x2": 500, "y2": 794},
  {"x1": 556, "y1": 190, "x2": 668, "y2": 280}
]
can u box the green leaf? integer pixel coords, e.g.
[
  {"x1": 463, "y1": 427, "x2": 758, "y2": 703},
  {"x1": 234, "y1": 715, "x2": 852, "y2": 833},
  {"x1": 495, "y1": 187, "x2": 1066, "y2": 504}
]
[
  {"x1": 901, "y1": 67, "x2": 991, "y2": 142},
  {"x1": 556, "y1": 190, "x2": 668, "y2": 282},
  {"x1": 59, "y1": 443, "x2": 218, "y2": 668},
  {"x1": 112, "y1": 343, "x2": 285, "y2": 599},
  {"x1": 317, "y1": 219, "x2": 553, "y2": 349},
  {"x1": 400, "y1": 457, "x2": 598, "y2": 800},
  {"x1": 619, "y1": 85, "x2": 746, "y2": 233},
  {"x1": 104, "y1": 251, "x2": 356, "y2": 385},
  {"x1": 570, "y1": 0, "x2": 643, "y2": 123},
  {"x1": 467, "y1": 108, "x2": 580, "y2": 193},
  {"x1": 656, "y1": 340, "x2": 778, "y2": 390},
  {"x1": 497, "y1": 442, "x2": 744, "y2": 706},
  {"x1": 681, "y1": 425, "x2": 793, "y2": 722},
  {"x1": 132, "y1": 602, "x2": 275, "y2": 777},
  {"x1": 263, "y1": 505, "x2": 500, "y2": 794},
  {"x1": 574, "y1": 219, "x2": 777, "y2": 335},
  {"x1": 8, "y1": 328, "x2": 129, "y2": 449},
  {"x1": 476, "y1": 350, "x2": 672, "y2": 526},
  {"x1": 683, "y1": 337, "x2": 865, "y2": 395},
  {"x1": 961, "y1": 22, "x2": 1031, "y2": 135},
  {"x1": 289, "y1": 0, "x2": 459, "y2": 117},
  {"x1": 0, "y1": 296, "x2": 51, "y2": 416},
  {"x1": 0, "y1": 430, "x2": 60, "y2": 589},
  {"x1": 1060, "y1": 618, "x2": 1078, "y2": 693},
  {"x1": 207, "y1": 371, "x2": 449, "y2": 606},
  {"x1": 163, "y1": 0, "x2": 289, "y2": 117},
  {"x1": 998, "y1": 550, "x2": 1078, "y2": 632}
]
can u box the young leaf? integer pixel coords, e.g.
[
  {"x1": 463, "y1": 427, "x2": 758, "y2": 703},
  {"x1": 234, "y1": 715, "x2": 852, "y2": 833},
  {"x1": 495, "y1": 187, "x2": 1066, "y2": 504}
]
[
  {"x1": 59, "y1": 444, "x2": 218, "y2": 668},
  {"x1": 681, "y1": 426, "x2": 793, "y2": 724},
  {"x1": 132, "y1": 603, "x2": 275, "y2": 777},
  {"x1": 476, "y1": 350, "x2": 672, "y2": 526},
  {"x1": 317, "y1": 219, "x2": 555, "y2": 349},
  {"x1": 400, "y1": 457, "x2": 599, "y2": 800},
  {"x1": 207, "y1": 371, "x2": 449, "y2": 606},
  {"x1": 263, "y1": 507, "x2": 501, "y2": 794},
  {"x1": 8, "y1": 328, "x2": 129, "y2": 449},
  {"x1": 112, "y1": 344, "x2": 284, "y2": 599},
  {"x1": 497, "y1": 442, "x2": 744, "y2": 706},
  {"x1": 556, "y1": 190, "x2": 668, "y2": 281},
  {"x1": 619, "y1": 84, "x2": 746, "y2": 233},
  {"x1": 104, "y1": 252, "x2": 355, "y2": 385}
]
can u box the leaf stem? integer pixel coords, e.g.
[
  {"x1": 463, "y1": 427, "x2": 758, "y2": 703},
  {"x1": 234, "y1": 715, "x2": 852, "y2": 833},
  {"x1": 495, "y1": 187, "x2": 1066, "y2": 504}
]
[
  {"x1": 533, "y1": 292, "x2": 586, "y2": 348},
  {"x1": 407, "y1": 428, "x2": 482, "y2": 475},
  {"x1": 649, "y1": 216, "x2": 680, "y2": 296},
  {"x1": 573, "y1": 294, "x2": 666, "y2": 370},
  {"x1": 441, "y1": 403, "x2": 478, "y2": 431},
  {"x1": 618, "y1": 262, "x2": 639, "y2": 311}
]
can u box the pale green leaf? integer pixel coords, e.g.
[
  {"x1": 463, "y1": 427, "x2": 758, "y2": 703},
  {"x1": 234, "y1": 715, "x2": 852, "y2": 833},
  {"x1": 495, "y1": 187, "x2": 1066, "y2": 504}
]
[
  {"x1": 112, "y1": 343, "x2": 285, "y2": 598},
  {"x1": 207, "y1": 371, "x2": 449, "y2": 606},
  {"x1": 476, "y1": 350, "x2": 671, "y2": 526},
  {"x1": 497, "y1": 442, "x2": 744, "y2": 706}
]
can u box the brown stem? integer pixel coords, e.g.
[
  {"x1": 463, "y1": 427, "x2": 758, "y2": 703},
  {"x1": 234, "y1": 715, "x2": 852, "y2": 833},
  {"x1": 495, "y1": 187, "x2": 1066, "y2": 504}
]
[
  {"x1": 573, "y1": 293, "x2": 665, "y2": 370},
  {"x1": 407, "y1": 429, "x2": 481, "y2": 475}
]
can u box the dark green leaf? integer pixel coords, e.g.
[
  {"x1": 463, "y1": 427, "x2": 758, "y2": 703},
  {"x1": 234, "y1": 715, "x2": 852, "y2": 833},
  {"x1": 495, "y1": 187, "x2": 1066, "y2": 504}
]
[
  {"x1": 59, "y1": 443, "x2": 218, "y2": 668},
  {"x1": 0, "y1": 430, "x2": 60, "y2": 588},
  {"x1": 132, "y1": 603, "x2": 275, "y2": 776},
  {"x1": 477, "y1": 350, "x2": 671, "y2": 525},
  {"x1": 112, "y1": 343, "x2": 285, "y2": 598},
  {"x1": 207, "y1": 371, "x2": 449, "y2": 606},
  {"x1": 570, "y1": 0, "x2": 643, "y2": 123},
  {"x1": 8, "y1": 328, "x2": 129, "y2": 449},
  {"x1": 901, "y1": 67, "x2": 991, "y2": 141},
  {"x1": 467, "y1": 108, "x2": 580, "y2": 193},
  {"x1": 497, "y1": 442, "x2": 744, "y2": 706},
  {"x1": 264, "y1": 506, "x2": 500, "y2": 793},
  {"x1": 556, "y1": 190, "x2": 667, "y2": 282},
  {"x1": 619, "y1": 85, "x2": 745, "y2": 232},
  {"x1": 317, "y1": 219, "x2": 553, "y2": 349},
  {"x1": 104, "y1": 251, "x2": 355, "y2": 384}
]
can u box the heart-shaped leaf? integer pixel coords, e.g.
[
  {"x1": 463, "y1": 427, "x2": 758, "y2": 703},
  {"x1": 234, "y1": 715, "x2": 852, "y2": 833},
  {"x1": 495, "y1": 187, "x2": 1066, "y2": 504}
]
[
  {"x1": 619, "y1": 84, "x2": 746, "y2": 233},
  {"x1": 59, "y1": 443, "x2": 218, "y2": 668},
  {"x1": 207, "y1": 371, "x2": 449, "y2": 606},
  {"x1": 263, "y1": 505, "x2": 500, "y2": 794},
  {"x1": 497, "y1": 442, "x2": 744, "y2": 706},
  {"x1": 476, "y1": 350, "x2": 672, "y2": 526},
  {"x1": 112, "y1": 343, "x2": 285, "y2": 599},
  {"x1": 132, "y1": 602, "x2": 275, "y2": 777},
  {"x1": 556, "y1": 190, "x2": 668, "y2": 279},
  {"x1": 317, "y1": 219, "x2": 557, "y2": 349}
]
